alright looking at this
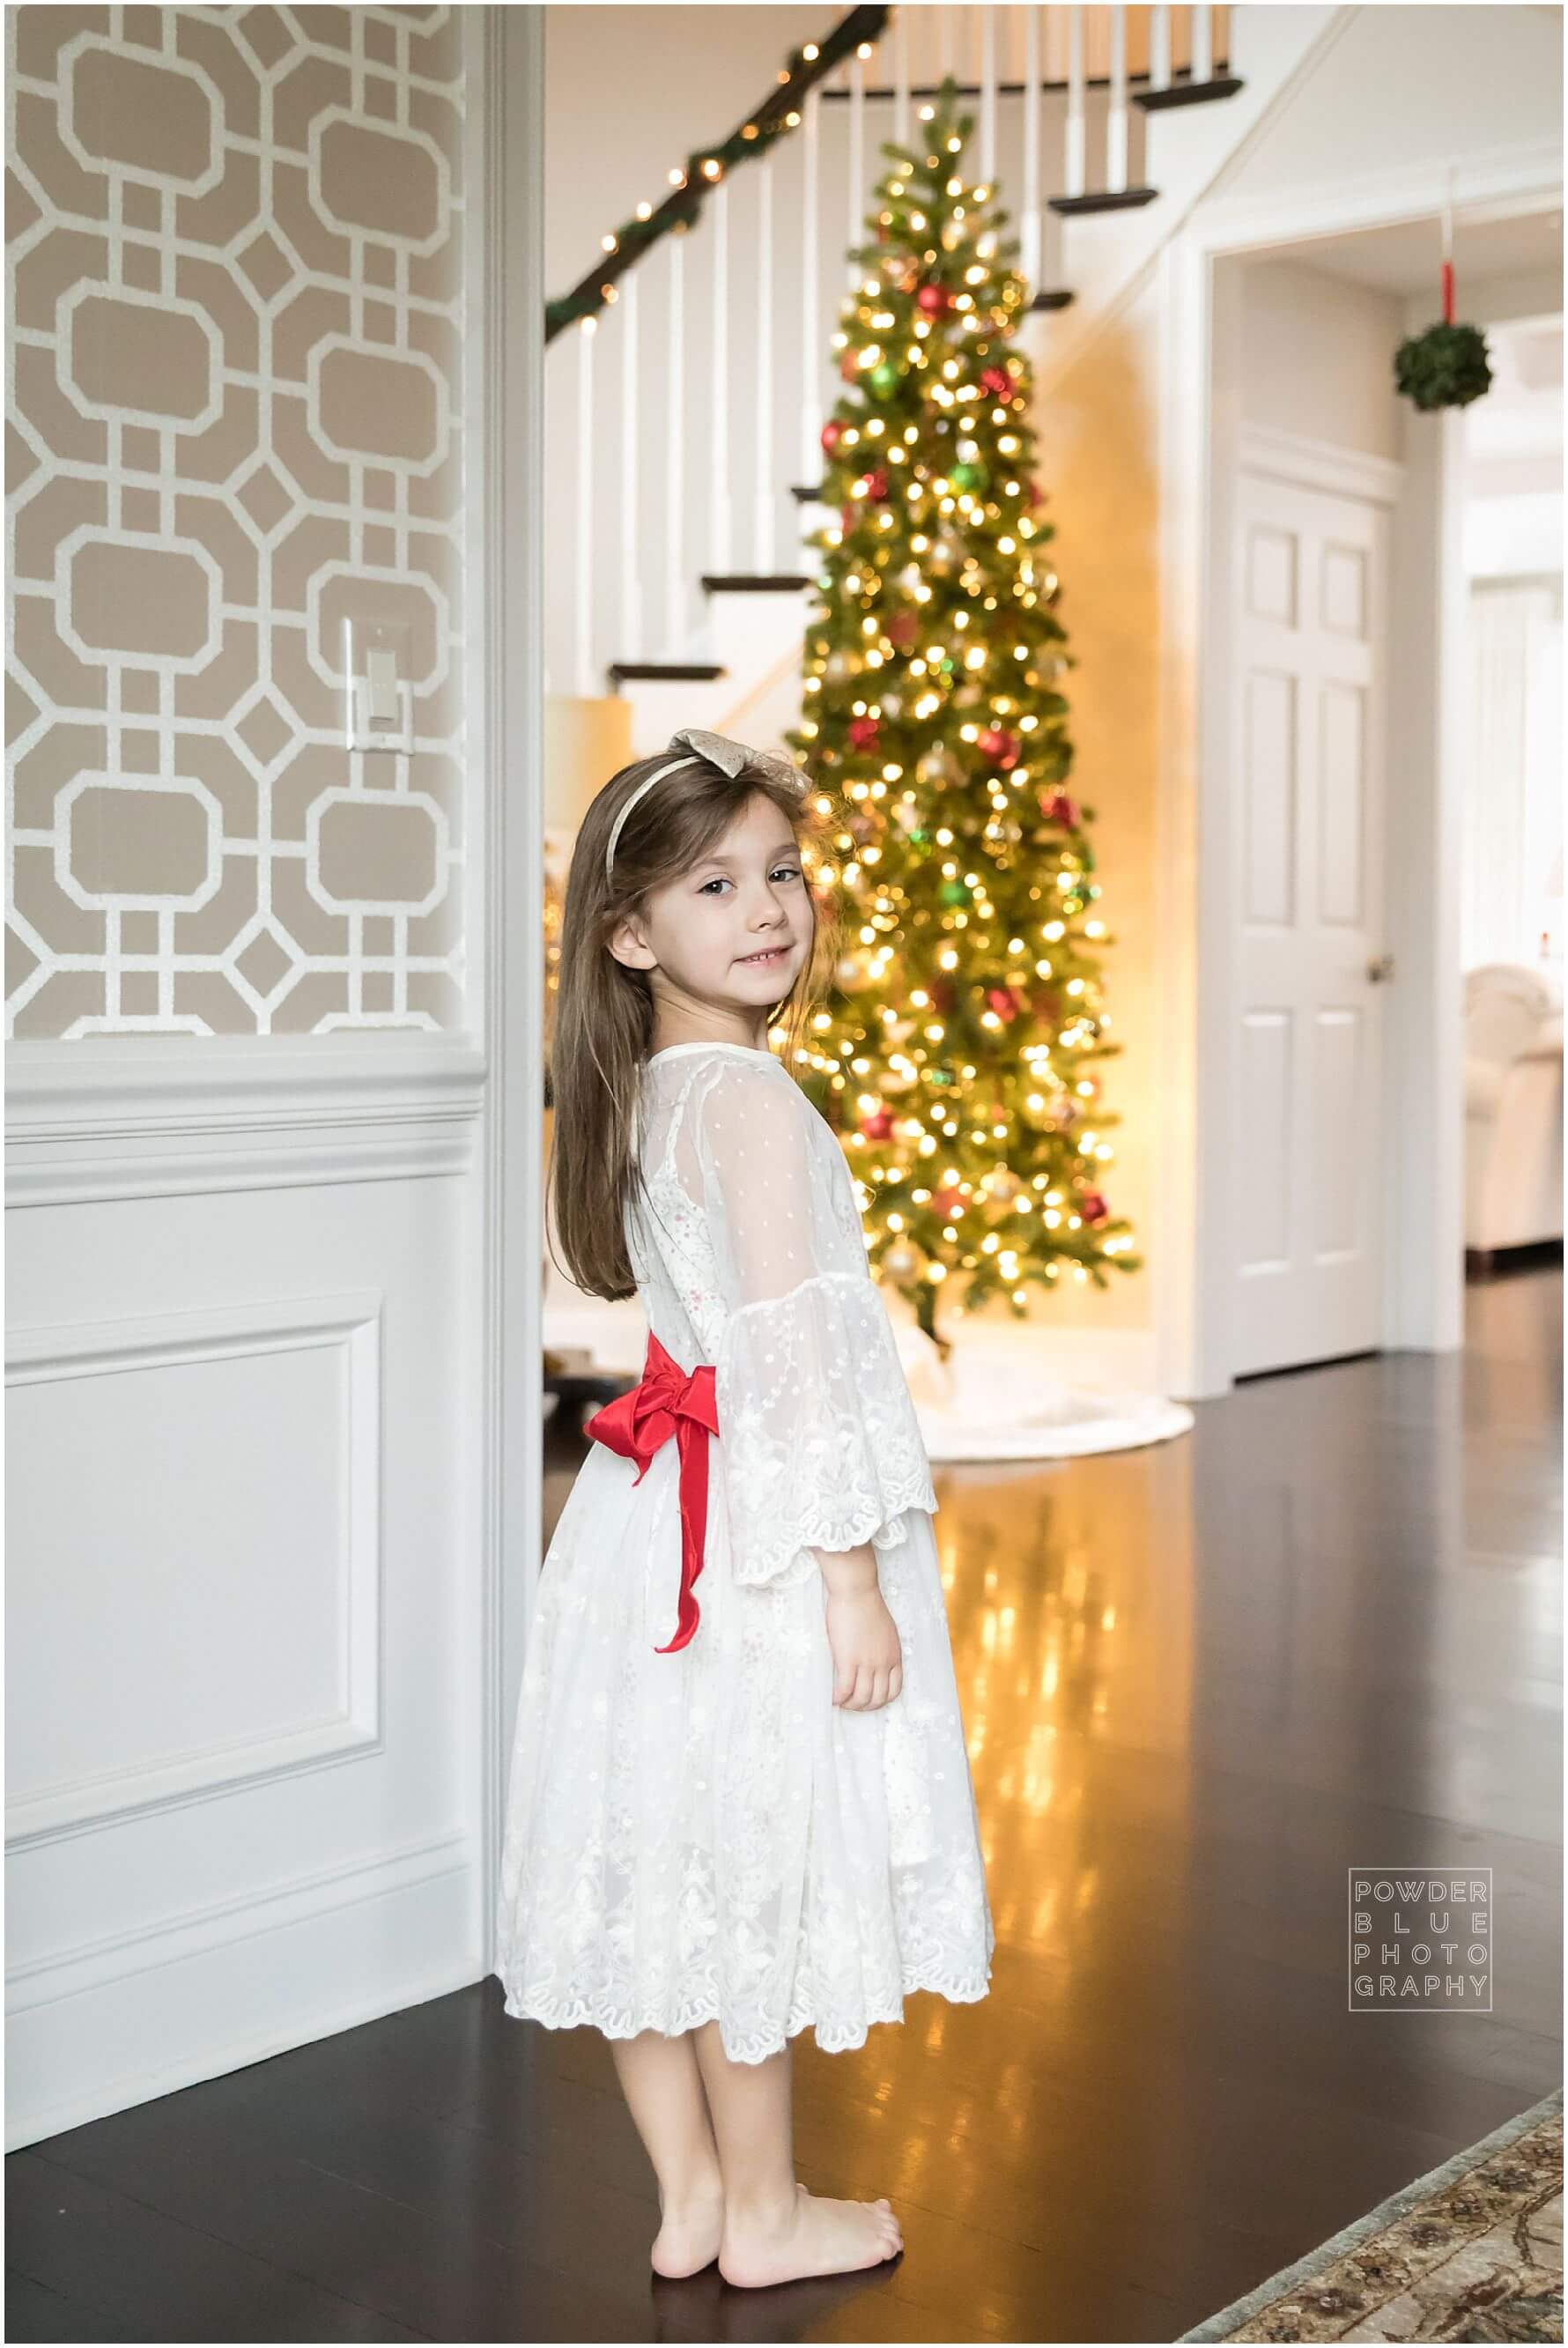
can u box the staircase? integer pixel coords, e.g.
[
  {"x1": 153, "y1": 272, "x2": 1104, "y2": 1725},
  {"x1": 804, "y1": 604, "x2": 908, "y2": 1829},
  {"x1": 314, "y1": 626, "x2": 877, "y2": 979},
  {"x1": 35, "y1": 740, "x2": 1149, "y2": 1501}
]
[{"x1": 542, "y1": 4, "x2": 1335, "y2": 759}]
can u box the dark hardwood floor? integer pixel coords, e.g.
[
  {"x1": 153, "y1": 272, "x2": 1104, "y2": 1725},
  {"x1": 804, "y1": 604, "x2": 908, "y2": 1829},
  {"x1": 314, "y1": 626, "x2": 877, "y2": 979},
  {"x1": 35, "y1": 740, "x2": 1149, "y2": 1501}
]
[{"x1": 9, "y1": 1263, "x2": 1561, "y2": 2343}]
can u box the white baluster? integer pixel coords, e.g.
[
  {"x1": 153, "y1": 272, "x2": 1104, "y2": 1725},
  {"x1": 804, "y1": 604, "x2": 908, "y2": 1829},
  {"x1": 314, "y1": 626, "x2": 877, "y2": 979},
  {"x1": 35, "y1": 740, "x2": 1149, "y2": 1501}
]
[
  {"x1": 621, "y1": 273, "x2": 640, "y2": 658},
  {"x1": 847, "y1": 51, "x2": 864, "y2": 281},
  {"x1": 891, "y1": 7, "x2": 910, "y2": 147},
  {"x1": 1065, "y1": 5, "x2": 1085, "y2": 200},
  {"x1": 754, "y1": 160, "x2": 773, "y2": 573},
  {"x1": 1150, "y1": 4, "x2": 1172, "y2": 93},
  {"x1": 710, "y1": 179, "x2": 731, "y2": 573},
  {"x1": 801, "y1": 87, "x2": 821, "y2": 484},
  {"x1": 666, "y1": 233, "x2": 685, "y2": 650},
  {"x1": 1022, "y1": 4, "x2": 1041, "y2": 289},
  {"x1": 980, "y1": 7, "x2": 997, "y2": 182},
  {"x1": 575, "y1": 316, "x2": 595, "y2": 696},
  {"x1": 1106, "y1": 5, "x2": 1128, "y2": 194},
  {"x1": 1192, "y1": 3, "x2": 1214, "y2": 82}
]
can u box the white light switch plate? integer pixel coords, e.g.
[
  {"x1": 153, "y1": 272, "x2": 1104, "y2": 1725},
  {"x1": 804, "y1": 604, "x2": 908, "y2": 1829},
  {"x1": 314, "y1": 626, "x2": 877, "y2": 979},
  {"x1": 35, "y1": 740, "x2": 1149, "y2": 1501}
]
[{"x1": 343, "y1": 616, "x2": 414, "y2": 753}]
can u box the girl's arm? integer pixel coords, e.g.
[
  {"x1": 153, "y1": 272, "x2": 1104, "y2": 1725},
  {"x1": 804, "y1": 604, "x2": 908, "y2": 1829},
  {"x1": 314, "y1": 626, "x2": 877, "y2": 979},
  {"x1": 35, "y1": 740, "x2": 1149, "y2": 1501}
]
[{"x1": 696, "y1": 1058, "x2": 937, "y2": 1596}]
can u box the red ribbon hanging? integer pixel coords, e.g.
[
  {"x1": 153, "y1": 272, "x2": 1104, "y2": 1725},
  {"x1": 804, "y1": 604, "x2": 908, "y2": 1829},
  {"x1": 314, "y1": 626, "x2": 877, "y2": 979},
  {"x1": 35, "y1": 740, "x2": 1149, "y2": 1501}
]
[{"x1": 584, "y1": 1330, "x2": 720, "y2": 1654}]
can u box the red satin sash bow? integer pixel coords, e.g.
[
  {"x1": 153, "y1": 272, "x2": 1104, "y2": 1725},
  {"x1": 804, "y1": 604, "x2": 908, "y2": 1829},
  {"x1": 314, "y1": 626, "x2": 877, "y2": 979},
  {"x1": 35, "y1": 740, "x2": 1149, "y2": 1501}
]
[{"x1": 584, "y1": 1330, "x2": 720, "y2": 1654}]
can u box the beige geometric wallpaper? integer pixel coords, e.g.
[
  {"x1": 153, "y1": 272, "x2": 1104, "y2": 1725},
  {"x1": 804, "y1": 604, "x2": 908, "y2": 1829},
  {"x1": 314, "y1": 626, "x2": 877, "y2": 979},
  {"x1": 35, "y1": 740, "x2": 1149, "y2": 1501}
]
[{"x1": 5, "y1": 5, "x2": 467, "y2": 1038}]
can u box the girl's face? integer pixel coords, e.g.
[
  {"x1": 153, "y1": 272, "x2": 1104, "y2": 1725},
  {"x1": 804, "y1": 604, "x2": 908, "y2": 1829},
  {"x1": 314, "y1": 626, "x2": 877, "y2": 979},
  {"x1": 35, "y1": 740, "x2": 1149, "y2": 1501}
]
[{"x1": 609, "y1": 789, "x2": 812, "y2": 1036}]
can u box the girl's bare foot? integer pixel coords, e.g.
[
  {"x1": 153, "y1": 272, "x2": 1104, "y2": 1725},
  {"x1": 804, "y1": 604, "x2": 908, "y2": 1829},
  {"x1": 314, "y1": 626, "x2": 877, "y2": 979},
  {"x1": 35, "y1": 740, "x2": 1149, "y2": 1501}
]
[
  {"x1": 718, "y1": 2180, "x2": 903, "y2": 2288},
  {"x1": 650, "y1": 2184, "x2": 726, "y2": 2278}
]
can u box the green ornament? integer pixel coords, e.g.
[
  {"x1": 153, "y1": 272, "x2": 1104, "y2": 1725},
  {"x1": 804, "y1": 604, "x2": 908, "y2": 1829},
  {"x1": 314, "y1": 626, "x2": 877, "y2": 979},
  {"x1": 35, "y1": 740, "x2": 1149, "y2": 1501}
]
[
  {"x1": 940, "y1": 879, "x2": 971, "y2": 907},
  {"x1": 869, "y1": 363, "x2": 899, "y2": 396},
  {"x1": 950, "y1": 461, "x2": 985, "y2": 493}
]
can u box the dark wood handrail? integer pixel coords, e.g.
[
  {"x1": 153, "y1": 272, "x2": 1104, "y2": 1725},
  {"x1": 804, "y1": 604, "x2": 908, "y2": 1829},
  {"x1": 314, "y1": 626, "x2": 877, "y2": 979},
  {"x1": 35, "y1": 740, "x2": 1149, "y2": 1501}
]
[{"x1": 544, "y1": 4, "x2": 891, "y2": 343}]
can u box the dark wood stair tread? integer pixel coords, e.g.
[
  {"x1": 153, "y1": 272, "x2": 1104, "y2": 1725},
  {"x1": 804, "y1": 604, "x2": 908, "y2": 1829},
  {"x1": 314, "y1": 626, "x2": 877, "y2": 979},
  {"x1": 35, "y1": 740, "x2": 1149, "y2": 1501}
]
[
  {"x1": 608, "y1": 662, "x2": 726, "y2": 685},
  {"x1": 701, "y1": 574, "x2": 813, "y2": 593},
  {"x1": 1031, "y1": 289, "x2": 1076, "y2": 312},
  {"x1": 1050, "y1": 185, "x2": 1160, "y2": 215},
  {"x1": 1137, "y1": 74, "x2": 1245, "y2": 112}
]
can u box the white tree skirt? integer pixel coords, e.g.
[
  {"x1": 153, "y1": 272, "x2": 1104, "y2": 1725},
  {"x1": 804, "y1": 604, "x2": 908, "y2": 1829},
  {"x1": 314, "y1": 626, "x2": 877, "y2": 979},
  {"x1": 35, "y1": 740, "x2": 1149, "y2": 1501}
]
[
  {"x1": 545, "y1": 1292, "x2": 1193, "y2": 1464},
  {"x1": 891, "y1": 1317, "x2": 1194, "y2": 1462}
]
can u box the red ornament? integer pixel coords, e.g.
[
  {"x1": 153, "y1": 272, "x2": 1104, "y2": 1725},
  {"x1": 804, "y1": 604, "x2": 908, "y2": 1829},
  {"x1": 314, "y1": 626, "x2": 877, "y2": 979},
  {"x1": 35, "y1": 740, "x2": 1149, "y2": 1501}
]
[
  {"x1": 839, "y1": 349, "x2": 862, "y2": 382},
  {"x1": 978, "y1": 727, "x2": 1021, "y2": 770},
  {"x1": 821, "y1": 418, "x2": 846, "y2": 456},
  {"x1": 929, "y1": 978, "x2": 956, "y2": 1014},
  {"x1": 847, "y1": 715, "x2": 881, "y2": 752},
  {"x1": 980, "y1": 365, "x2": 1011, "y2": 398},
  {"x1": 985, "y1": 987, "x2": 1019, "y2": 1024},
  {"x1": 839, "y1": 503, "x2": 858, "y2": 535},
  {"x1": 1026, "y1": 478, "x2": 1042, "y2": 507},
  {"x1": 1079, "y1": 1191, "x2": 1109, "y2": 1226},
  {"x1": 932, "y1": 1186, "x2": 965, "y2": 1219},
  {"x1": 1041, "y1": 790, "x2": 1080, "y2": 828},
  {"x1": 887, "y1": 610, "x2": 919, "y2": 648},
  {"x1": 915, "y1": 284, "x2": 950, "y2": 316},
  {"x1": 863, "y1": 468, "x2": 889, "y2": 501},
  {"x1": 861, "y1": 1107, "x2": 892, "y2": 1141}
]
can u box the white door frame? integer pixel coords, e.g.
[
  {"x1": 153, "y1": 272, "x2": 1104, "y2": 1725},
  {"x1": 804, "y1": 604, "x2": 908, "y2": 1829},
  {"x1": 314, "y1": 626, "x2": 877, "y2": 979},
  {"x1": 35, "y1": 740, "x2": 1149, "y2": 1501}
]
[
  {"x1": 470, "y1": 5, "x2": 546, "y2": 1970},
  {"x1": 1156, "y1": 144, "x2": 1563, "y2": 1399}
]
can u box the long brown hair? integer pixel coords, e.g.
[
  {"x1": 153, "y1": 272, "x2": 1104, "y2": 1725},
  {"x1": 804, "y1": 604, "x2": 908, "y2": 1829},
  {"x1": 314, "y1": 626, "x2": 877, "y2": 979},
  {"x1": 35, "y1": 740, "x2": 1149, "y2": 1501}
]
[{"x1": 549, "y1": 748, "x2": 838, "y2": 1300}]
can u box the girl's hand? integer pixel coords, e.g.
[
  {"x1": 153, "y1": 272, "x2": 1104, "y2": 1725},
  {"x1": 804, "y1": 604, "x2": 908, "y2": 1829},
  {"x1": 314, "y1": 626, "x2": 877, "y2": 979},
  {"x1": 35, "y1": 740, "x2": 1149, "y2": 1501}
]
[{"x1": 824, "y1": 1585, "x2": 904, "y2": 1711}]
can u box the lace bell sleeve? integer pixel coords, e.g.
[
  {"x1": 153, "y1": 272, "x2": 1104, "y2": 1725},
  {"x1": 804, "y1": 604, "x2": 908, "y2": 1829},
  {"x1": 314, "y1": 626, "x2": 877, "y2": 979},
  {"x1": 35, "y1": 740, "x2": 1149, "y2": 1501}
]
[{"x1": 698, "y1": 1059, "x2": 938, "y2": 1590}]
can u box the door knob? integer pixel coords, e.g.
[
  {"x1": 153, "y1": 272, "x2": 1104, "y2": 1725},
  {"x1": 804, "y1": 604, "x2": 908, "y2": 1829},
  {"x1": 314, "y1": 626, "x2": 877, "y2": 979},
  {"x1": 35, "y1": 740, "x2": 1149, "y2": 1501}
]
[{"x1": 1367, "y1": 952, "x2": 1395, "y2": 983}]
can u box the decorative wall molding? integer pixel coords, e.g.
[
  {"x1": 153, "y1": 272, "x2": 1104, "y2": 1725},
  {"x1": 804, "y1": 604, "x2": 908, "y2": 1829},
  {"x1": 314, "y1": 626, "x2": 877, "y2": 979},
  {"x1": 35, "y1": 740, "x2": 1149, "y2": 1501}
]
[
  {"x1": 1193, "y1": 136, "x2": 1564, "y2": 256},
  {"x1": 5, "y1": 1032, "x2": 485, "y2": 1203},
  {"x1": 8, "y1": 1826, "x2": 467, "y2": 2011},
  {"x1": 1238, "y1": 420, "x2": 1405, "y2": 508},
  {"x1": 6, "y1": 1287, "x2": 383, "y2": 1845}
]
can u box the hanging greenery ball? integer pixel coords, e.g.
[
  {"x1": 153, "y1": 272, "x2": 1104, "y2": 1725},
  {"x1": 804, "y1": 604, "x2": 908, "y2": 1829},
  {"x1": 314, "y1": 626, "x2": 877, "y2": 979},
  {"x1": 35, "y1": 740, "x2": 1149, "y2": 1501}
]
[
  {"x1": 1394, "y1": 320, "x2": 1492, "y2": 411},
  {"x1": 869, "y1": 363, "x2": 899, "y2": 396}
]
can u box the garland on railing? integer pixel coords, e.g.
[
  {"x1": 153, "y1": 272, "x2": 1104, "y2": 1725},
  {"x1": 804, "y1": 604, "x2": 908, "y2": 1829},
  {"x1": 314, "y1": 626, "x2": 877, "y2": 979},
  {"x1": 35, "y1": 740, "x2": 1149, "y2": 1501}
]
[{"x1": 544, "y1": 3, "x2": 891, "y2": 343}]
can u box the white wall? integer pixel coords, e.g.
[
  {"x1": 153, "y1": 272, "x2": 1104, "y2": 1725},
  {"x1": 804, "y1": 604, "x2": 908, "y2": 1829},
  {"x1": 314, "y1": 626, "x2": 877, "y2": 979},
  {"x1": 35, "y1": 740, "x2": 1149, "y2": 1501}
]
[
  {"x1": 544, "y1": 5, "x2": 830, "y2": 295},
  {"x1": 1032, "y1": 2, "x2": 1560, "y2": 1384},
  {"x1": 1238, "y1": 256, "x2": 1405, "y2": 459},
  {"x1": 1203, "y1": 4, "x2": 1562, "y2": 212}
]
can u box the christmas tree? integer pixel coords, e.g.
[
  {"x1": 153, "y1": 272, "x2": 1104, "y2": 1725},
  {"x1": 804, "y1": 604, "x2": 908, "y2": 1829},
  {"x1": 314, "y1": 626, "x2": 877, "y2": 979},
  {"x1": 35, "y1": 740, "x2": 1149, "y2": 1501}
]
[{"x1": 787, "y1": 83, "x2": 1143, "y2": 1347}]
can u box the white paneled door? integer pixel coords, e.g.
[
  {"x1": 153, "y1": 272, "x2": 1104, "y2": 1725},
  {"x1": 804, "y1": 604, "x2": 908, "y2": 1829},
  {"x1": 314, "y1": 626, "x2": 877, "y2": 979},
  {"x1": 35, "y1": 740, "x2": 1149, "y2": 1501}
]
[{"x1": 1231, "y1": 468, "x2": 1392, "y2": 1378}]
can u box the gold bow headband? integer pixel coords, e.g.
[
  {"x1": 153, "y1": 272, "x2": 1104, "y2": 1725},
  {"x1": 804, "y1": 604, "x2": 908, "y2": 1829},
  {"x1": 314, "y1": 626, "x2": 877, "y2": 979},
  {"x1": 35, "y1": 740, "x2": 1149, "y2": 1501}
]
[{"x1": 603, "y1": 729, "x2": 808, "y2": 888}]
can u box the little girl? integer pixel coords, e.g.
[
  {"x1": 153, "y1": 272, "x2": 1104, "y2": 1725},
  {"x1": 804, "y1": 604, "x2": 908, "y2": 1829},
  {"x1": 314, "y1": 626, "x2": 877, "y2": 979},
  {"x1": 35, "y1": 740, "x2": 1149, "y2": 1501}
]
[{"x1": 494, "y1": 726, "x2": 994, "y2": 2289}]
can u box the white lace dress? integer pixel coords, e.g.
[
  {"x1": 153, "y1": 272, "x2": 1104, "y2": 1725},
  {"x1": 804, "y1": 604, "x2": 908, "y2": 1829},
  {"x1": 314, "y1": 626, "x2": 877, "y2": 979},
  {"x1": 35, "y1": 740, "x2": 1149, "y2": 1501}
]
[{"x1": 493, "y1": 1038, "x2": 995, "y2": 2063}]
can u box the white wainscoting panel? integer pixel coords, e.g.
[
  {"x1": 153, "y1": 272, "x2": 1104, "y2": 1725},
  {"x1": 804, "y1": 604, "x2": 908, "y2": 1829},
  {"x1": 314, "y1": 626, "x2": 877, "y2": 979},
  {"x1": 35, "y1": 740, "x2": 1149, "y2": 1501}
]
[
  {"x1": 7, "y1": 1291, "x2": 382, "y2": 1841},
  {"x1": 5, "y1": 1123, "x2": 479, "y2": 2149}
]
